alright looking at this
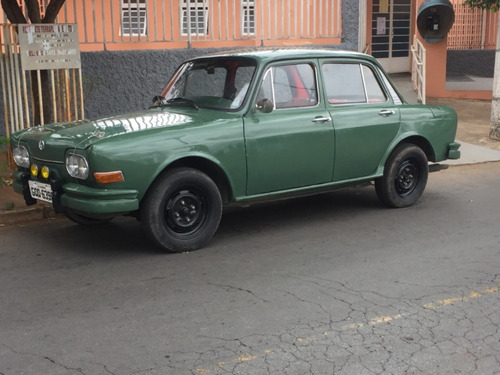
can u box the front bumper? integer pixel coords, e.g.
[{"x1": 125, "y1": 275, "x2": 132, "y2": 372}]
[{"x1": 13, "y1": 171, "x2": 139, "y2": 215}]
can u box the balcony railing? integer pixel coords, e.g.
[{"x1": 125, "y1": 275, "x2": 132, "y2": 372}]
[{"x1": 3, "y1": 0, "x2": 343, "y2": 52}]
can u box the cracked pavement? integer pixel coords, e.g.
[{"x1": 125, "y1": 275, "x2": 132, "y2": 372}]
[{"x1": 1, "y1": 163, "x2": 499, "y2": 374}]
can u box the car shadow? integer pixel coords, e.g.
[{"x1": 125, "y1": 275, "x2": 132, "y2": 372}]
[
  {"x1": 37, "y1": 216, "x2": 164, "y2": 257},
  {"x1": 33, "y1": 186, "x2": 382, "y2": 256},
  {"x1": 216, "y1": 186, "x2": 382, "y2": 239}
]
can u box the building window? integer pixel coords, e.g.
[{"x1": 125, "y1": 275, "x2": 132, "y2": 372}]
[
  {"x1": 241, "y1": 0, "x2": 255, "y2": 36},
  {"x1": 121, "y1": 0, "x2": 147, "y2": 36},
  {"x1": 181, "y1": 0, "x2": 209, "y2": 36}
]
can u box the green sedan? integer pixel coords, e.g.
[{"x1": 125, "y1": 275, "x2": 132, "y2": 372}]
[{"x1": 11, "y1": 49, "x2": 460, "y2": 252}]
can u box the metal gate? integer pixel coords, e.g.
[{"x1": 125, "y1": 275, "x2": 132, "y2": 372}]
[
  {"x1": 371, "y1": 0, "x2": 412, "y2": 73},
  {"x1": 1, "y1": 23, "x2": 84, "y2": 138}
]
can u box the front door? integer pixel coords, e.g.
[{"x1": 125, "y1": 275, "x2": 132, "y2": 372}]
[
  {"x1": 244, "y1": 62, "x2": 335, "y2": 195},
  {"x1": 371, "y1": 0, "x2": 412, "y2": 73}
]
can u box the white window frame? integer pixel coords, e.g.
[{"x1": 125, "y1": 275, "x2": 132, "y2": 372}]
[
  {"x1": 241, "y1": 0, "x2": 255, "y2": 36},
  {"x1": 120, "y1": 0, "x2": 147, "y2": 37},
  {"x1": 181, "y1": 0, "x2": 209, "y2": 36}
]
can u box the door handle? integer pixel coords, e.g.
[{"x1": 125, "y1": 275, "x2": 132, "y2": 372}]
[
  {"x1": 379, "y1": 109, "x2": 396, "y2": 117},
  {"x1": 312, "y1": 116, "x2": 332, "y2": 123}
]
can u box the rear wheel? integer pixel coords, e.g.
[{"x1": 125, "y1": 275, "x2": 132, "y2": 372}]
[
  {"x1": 140, "y1": 168, "x2": 222, "y2": 252},
  {"x1": 375, "y1": 144, "x2": 428, "y2": 208}
]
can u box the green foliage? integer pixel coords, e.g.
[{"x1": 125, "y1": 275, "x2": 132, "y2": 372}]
[{"x1": 464, "y1": 0, "x2": 500, "y2": 11}]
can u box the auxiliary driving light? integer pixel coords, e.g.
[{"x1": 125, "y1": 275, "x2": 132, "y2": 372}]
[
  {"x1": 30, "y1": 164, "x2": 39, "y2": 177},
  {"x1": 41, "y1": 166, "x2": 50, "y2": 179}
]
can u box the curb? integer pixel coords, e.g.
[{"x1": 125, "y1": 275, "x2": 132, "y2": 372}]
[{"x1": 0, "y1": 204, "x2": 58, "y2": 225}]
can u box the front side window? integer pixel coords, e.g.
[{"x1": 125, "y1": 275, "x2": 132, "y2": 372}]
[
  {"x1": 160, "y1": 57, "x2": 257, "y2": 110},
  {"x1": 257, "y1": 63, "x2": 318, "y2": 109},
  {"x1": 121, "y1": 0, "x2": 147, "y2": 36},
  {"x1": 322, "y1": 63, "x2": 387, "y2": 105},
  {"x1": 181, "y1": 0, "x2": 209, "y2": 36}
]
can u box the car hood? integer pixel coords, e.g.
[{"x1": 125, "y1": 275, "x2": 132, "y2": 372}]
[
  {"x1": 18, "y1": 109, "x2": 194, "y2": 146},
  {"x1": 13, "y1": 109, "x2": 199, "y2": 160}
]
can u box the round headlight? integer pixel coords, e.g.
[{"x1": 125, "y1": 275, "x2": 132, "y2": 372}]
[
  {"x1": 13, "y1": 146, "x2": 30, "y2": 168},
  {"x1": 66, "y1": 153, "x2": 89, "y2": 179}
]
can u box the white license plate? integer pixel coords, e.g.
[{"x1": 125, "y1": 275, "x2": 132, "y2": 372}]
[{"x1": 28, "y1": 180, "x2": 53, "y2": 203}]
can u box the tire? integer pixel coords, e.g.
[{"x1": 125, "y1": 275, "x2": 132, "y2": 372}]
[
  {"x1": 64, "y1": 209, "x2": 113, "y2": 225},
  {"x1": 140, "y1": 168, "x2": 222, "y2": 253},
  {"x1": 375, "y1": 144, "x2": 428, "y2": 208}
]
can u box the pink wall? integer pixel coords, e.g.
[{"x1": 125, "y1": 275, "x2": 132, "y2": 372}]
[{"x1": 414, "y1": 0, "x2": 492, "y2": 100}]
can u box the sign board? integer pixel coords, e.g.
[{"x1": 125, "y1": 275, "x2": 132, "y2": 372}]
[
  {"x1": 379, "y1": 0, "x2": 389, "y2": 13},
  {"x1": 18, "y1": 24, "x2": 81, "y2": 71}
]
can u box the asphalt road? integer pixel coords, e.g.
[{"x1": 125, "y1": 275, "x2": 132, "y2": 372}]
[{"x1": 1, "y1": 163, "x2": 499, "y2": 375}]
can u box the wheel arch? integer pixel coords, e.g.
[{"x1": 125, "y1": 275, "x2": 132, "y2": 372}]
[
  {"x1": 143, "y1": 156, "x2": 234, "y2": 205},
  {"x1": 383, "y1": 135, "x2": 435, "y2": 167}
]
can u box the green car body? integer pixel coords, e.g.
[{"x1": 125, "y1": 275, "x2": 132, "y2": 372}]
[{"x1": 10, "y1": 49, "x2": 460, "y2": 252}]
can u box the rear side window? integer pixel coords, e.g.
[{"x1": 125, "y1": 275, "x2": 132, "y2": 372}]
[{"x1": 322, "y1": 63, "x2": 387, "y2": 105}]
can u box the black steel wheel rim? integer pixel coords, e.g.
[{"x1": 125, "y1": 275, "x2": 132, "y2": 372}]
[
  {"x1": 395, "y1": 159, "x2": 419, "y2": 197},
  {"x1": 165, "y1": 189, "x2": 207, "y2": 235}
]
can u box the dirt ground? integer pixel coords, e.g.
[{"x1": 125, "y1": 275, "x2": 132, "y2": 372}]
[
  {"x1": 1, "y1": 98, "x2": 499, "y2": 213},
  {"x1": 429, "y1": 98, "x2": 500, "y2": 152}
]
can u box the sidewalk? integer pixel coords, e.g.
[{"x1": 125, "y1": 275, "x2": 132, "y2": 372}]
[{"x1": 391, "y1": 73, "x2": 500, "y2": 165}]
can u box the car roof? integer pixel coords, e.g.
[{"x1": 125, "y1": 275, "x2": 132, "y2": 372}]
[{"x1": 192, "y1": 48, "x2": 382, "y2": 66}]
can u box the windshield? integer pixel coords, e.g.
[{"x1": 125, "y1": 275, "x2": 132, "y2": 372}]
[{"x1": 159, "y1": 57, "x2": 257, "y2": 111}]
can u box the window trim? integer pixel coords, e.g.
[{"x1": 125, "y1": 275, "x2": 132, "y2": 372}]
[
  {"x1": 241, "y1": 0, "x2": 256, "y2": 36},
  {"x1": 259, "y1": 62, "x2": 319, "y2": 110},
  {"x1": 181, "y1": 0, "x2": 209, "y2": 36},
  {"x1": 120, "y1": 0, "x2": 147, "y2": 37},
  {"x1": 321, "y1": 62, "x2": 391, "y2": 106}
]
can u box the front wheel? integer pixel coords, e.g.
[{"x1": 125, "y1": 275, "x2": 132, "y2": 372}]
[
  {"x1": 375, "y1": 144, "x2": 428, "y2": 208},
  {"x1": 140, "y1": 168, "x2": 222, "y2": 252}
]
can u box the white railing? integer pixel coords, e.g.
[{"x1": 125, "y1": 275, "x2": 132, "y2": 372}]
[{"x1": 411, "y1": 36, "x2": 426, "y2": 104}]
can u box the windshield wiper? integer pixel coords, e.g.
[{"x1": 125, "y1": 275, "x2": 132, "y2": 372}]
[{"x1": 165, "y1": 97, "x2": 199, "y2": 109}]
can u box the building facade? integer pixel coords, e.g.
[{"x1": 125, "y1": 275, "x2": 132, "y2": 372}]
[{"x1": 1, "y1": 0, "x2": 497, "y2": 136}]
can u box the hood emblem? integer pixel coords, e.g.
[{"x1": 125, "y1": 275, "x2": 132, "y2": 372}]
[{"x1": 38, "y1": 140, "x2": 45, "y2": 151}]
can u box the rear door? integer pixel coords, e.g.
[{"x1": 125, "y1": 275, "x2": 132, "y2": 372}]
[{"x1": 320, "y1": 61, "x2": 401, "y2": 181}]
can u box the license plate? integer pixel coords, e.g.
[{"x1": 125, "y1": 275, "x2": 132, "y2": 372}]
[{"x1": 28, "y1": 180, "x2": 53, "y2": 203}]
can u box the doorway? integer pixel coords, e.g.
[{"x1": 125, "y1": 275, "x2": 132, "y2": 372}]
[{"x1": 371, "y1": 0, "x2": 412, "y2": 73}]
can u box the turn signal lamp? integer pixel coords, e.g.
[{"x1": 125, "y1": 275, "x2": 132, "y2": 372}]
[
  {"x1": 30, "y1": 164, "x2": 39, "y2": 177},
  {"x1": 94, "y1": 171, "x2": 124, "y2": 184},
  {"x1": 41, "y1": 166, "x2": 50, "y2": 179}
]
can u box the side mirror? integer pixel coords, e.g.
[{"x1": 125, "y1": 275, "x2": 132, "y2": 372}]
[
  {"x1": 256, "y1": 98, "x2": 274, "y2": 113},
  {"x1": 152, "y1": 95, "x2": 164, "y2": 105}
]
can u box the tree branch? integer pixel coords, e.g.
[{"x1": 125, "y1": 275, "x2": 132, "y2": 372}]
[
  {"x1": 0, "y1": 0, "x2": 27, "y2": 23},
  {"x1": 24, "y1": 0, "x2": 42, "y2": 23},
  {"x1": 44, "y1": 0, "x2": 67, "y2": 23}
]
